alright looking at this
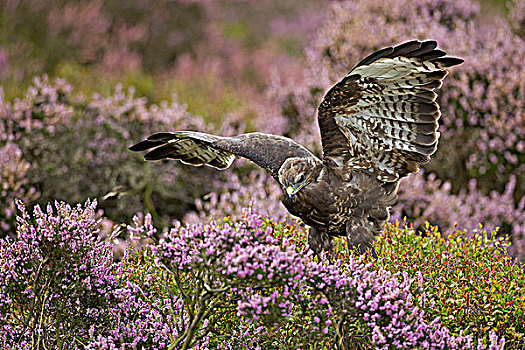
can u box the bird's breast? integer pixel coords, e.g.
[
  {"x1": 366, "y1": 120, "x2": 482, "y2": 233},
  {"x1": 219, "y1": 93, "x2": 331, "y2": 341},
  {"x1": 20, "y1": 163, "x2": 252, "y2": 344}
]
[{"x1": 282, "y1": 181, "x2": 351, "y2": 233}]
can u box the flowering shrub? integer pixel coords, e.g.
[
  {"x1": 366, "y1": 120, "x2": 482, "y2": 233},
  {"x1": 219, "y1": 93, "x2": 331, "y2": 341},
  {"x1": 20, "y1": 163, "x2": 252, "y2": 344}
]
[
  {"x1": 3, "y1": 199, "x2": 517, "y2": 348},
  {"x1": 0, "y1": 199, "x2": 117, "y2": 349},
  {"x1": 391, "y1": 173, "x2": 525, "y2": 259},
  {"x1": 0, "y1": 199, "x2": 193, "y2": 349},
  {"x1": 86, "y1": 249, "x2": 190, "y2": 349},
  {"x1": 0, "y1": 76, "x2": 230, "y2": 233},
  {"x1": 0, "y1": 0, "x2": 207, "y2": 81},
  {"x1": 376, "y1": 221, "x2": 525, "y2": 349},
  {"x1": 0, "y1": 143, "x2": 39, "y2": 234},
  {"x1": 133, "y1": 209, "x2": 494, "y2": 349}
]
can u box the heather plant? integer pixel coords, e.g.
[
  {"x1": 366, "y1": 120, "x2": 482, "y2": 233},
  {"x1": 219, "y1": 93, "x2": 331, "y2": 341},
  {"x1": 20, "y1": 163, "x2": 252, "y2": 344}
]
[
  {"x1": 0, "y1": 199, "x2": 117, "y2": 349},
  {"x1": 133, "y1": 209, "x2": 485, "y2": 349},
  {"x1": 375, "y1": 221, "x2": 525, "y2": 349},
  {"x1": 85, "y1": 249, "x2": 191, "y2": 349},
  {"x1": 0, "y1": 142, "x2": 39, "y2": 234},
  {"x1": 0, "y1": 74, "x2": 299, "y2": 236},
  {"x1": 3, "y1": 199, "x2": 513, "y2": 349},
  {"x1": 391, "y1": 173, "x2": 525, "y2": 260},
  {"x1": 0, "y1": 199, "x2": 191, "y2": 349}
]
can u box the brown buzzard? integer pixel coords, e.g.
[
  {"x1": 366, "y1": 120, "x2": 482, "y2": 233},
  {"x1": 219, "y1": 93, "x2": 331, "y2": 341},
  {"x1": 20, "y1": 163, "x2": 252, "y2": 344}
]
[{"x1": 130, "y1": 40, "x2": 463, "y2": 257}]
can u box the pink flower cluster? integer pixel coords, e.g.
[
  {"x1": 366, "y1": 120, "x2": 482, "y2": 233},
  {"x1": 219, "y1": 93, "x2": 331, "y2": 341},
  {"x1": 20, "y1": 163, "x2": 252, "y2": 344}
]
[
  {"x1": 153, "y1": 209, "x2": 491, "y2": 348},
  {"x1": 1, "y1": 199, "x2": 117, "y2": 348},
  {"x1": 0, "y1": 200, "x2": 191, "y2": 349},
  {"x1": 1, "y1": 199, "x2": 508, "y2": 348}
]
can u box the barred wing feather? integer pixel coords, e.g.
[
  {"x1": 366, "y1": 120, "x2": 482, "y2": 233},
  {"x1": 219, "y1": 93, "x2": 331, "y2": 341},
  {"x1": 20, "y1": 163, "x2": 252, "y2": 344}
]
[
  {"x1": 129, "y1": 131, "x2": 236, "y2": 169},
  {"x1": 318, "y1": 40, "x2": 463, "y2": 181}
]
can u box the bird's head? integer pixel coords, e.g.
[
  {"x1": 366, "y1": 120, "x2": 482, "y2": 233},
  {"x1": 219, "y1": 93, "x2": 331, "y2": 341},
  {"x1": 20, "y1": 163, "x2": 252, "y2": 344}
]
[{"x1": 278, "y1": 157, "x2": 322, "y2": 202}]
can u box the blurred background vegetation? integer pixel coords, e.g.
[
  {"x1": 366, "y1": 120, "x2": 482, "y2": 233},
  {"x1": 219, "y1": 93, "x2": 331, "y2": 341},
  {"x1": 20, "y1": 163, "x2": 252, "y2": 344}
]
[
  {"x1": 0, "y1": 0, "x2": 322, "y2": 110},
  {"x1": 0, "y1": 0, "x2": 514, "y2": 103}
]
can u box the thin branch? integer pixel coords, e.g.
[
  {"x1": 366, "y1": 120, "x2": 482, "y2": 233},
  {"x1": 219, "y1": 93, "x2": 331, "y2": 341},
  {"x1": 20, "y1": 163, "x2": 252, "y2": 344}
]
[
  {"x1": 26, "y1": 256, "x2": 50, "y2": 320},
  {"x1": 174, "y1": 269, "x2": 194, "y2": 320}
]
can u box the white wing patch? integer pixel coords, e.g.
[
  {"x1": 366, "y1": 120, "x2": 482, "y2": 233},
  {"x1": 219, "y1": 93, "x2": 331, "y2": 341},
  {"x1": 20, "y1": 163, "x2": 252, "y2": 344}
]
[{"x1": 351, "y1": 56, "x2": 447, "y2": 81}]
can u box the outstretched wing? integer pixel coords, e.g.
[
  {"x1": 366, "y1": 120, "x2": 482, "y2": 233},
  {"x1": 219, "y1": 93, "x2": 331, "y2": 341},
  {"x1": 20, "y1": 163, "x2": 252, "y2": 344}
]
[
  {"x1": 318, "y1": 40, "x2": 463, "y2": 181},
  {"x1": 129, "y1": 131, "x2": 317, "y2": 180}
]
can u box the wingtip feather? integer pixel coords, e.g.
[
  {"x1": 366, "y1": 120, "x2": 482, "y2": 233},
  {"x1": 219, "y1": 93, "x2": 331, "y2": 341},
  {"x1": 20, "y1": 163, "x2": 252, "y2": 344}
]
[
  {"x1": 129, "y1": 140, "x2": 162, "y2": 152},
  {"x1": 431, "y1": 57, "x2": 464, "y2": 68}
]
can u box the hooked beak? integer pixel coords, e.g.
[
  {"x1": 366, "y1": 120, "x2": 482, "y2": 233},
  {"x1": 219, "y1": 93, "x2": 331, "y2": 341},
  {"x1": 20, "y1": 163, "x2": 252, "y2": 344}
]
[{"x1": 286, "y1": 184, "x2": 304, "y2": 203}]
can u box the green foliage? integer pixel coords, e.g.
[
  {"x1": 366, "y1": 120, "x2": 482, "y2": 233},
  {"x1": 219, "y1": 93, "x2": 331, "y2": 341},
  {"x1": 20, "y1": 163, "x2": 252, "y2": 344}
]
[
  {"x1": 375, "y1": 222, "x2": 525, "y2": 349},
  {"x1": 54, "y1": 62, "x2": 158, "y2": 102}
]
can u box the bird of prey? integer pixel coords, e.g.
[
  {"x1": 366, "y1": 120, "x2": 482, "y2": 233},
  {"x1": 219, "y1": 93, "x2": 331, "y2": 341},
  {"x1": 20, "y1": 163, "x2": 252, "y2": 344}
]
[{"x1": 130, "y1": 40, "x2": 463, "y2": 257}]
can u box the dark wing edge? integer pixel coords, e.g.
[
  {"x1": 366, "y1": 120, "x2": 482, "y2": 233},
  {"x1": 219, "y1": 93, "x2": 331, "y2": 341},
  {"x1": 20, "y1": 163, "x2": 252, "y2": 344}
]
[
  {"x1": 318, "y1": 40, "x2": 463, "y2": 181},
  {"x1": 129, "y1": 131, "x2": 317, "y2": 179}
]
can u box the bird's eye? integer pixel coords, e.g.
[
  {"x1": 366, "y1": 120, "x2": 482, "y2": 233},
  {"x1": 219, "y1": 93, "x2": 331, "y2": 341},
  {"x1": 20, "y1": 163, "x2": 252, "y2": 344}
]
[{"x1": 296, "y1": 174, "x2": 305, "y2": 184}]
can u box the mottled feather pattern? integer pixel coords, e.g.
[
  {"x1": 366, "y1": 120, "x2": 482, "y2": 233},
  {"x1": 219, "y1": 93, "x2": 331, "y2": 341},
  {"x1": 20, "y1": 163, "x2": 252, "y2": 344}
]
[
  {"x1": 319, "y1": 40, "x2": 462, "y2": 181},
  {"x1": 342, "y1": 176, "x2": 398, "y2": 255},
  {"x1": 130, "y1": 40, "x2": 462, "y2": 258}
]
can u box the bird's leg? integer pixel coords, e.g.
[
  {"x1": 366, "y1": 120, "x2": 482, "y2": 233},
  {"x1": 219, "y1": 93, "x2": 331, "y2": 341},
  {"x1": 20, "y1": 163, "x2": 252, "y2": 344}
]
[
  {"x1": 345, "y1": 236, "x2": 377, "y2": 259},
  {"x1": 345, "y1": 220, "x2": 378, "y2": 259},
  {"x1": 308, "y1": 227, "x2": 335, "y2": 262}
]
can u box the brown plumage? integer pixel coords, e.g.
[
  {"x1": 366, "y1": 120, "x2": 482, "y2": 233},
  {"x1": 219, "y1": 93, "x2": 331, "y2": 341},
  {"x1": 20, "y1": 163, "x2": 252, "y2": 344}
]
[{"x1": 129, "y1": 40, "x2": 463, "y2": 257}]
